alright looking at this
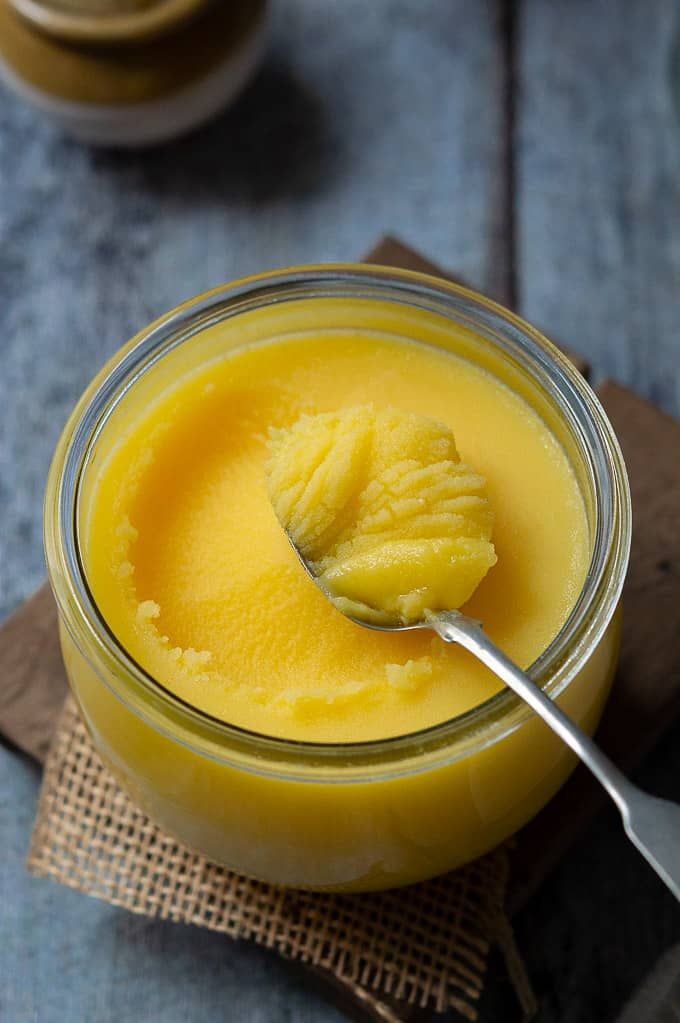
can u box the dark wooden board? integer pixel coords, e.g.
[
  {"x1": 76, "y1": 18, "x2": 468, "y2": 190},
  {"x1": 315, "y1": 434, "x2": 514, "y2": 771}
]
[{"x1": 0, "y1": 583, "x2": 67, "y2": 763}]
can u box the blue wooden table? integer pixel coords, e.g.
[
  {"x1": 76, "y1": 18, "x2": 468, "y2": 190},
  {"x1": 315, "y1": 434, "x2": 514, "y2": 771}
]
[{"x1": 1, "y1": 2, "x2": 679, "y2": 1020}]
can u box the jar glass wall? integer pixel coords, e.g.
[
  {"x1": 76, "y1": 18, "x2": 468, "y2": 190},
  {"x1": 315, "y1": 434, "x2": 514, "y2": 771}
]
[{"x1": 44, "y1": 266, "x2": 631, "y2": 891}]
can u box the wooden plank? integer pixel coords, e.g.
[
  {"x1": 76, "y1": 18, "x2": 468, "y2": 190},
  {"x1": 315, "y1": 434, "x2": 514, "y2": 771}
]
[
  {"x1": 364, "y1": 235, "x2": 466, "y2": 283},
  {"x1": 515, "y1": 0, "x2": 680, "y2": 417},
  {"x1": 0, "y1": 585, "x2": 67, "y2": 762}
]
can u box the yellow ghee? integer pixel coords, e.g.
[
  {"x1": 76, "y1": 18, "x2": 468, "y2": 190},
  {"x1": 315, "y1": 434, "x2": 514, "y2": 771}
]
[
  {"x1": 266, "y1": 405, "x2": 497, "y2": 625},
  {"x1": 84, "y1": 330, "x2": 589, "y2": 743},
  {"x1": 49, "y1": 285, "x2": 626, "y2": 890}
]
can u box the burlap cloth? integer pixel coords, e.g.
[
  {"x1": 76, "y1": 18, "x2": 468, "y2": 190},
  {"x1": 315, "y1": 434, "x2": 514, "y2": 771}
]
[{"x1": 27, "y1": 696, "x2": 536, "y2": 1022}]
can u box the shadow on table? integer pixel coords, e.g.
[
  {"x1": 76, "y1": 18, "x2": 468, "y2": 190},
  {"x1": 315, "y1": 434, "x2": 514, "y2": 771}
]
[{"x1": 84, "y1": 60, "x2": 341, "y2": 205}]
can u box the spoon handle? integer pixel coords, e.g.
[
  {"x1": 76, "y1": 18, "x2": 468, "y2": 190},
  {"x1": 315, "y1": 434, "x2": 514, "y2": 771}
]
[{"x1": 429, "y1": 610, "x2": 680, "y2": 901}]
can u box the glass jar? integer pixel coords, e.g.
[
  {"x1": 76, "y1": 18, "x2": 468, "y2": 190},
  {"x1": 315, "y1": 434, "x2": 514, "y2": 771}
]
[
  {"x1": 44, "y1": 266, "x2": 631, "y2": 892},
  {"x1": 0, "y1": 0, "x2": 268, "y2": 145}
]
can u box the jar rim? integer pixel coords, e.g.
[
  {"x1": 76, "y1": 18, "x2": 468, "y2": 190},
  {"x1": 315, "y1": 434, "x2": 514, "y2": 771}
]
[{"x1": 44, "y1": 264, "x2": 632, "y2": 779}]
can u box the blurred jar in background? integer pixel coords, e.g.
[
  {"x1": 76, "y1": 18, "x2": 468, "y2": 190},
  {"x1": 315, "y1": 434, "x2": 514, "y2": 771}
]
[{"x1": 0, "y1": 0, "x2": 268, "y2": 145}]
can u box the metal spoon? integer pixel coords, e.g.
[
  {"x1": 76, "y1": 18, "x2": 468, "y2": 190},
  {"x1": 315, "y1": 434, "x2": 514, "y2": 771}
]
[{"x1": 289, "y1": 537, "x2": 680, "y2": 900}]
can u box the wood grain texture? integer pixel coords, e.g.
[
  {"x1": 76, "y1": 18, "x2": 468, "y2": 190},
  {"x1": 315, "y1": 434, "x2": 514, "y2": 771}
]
[{"x1": 515, "y1": 0, "x2": 680, "y2": 417}]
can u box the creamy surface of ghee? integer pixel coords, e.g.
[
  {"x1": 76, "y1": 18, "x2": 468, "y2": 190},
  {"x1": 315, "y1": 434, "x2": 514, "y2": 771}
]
[{"x1": 84, "y1": 331, "x2": 589, "y2": 742}]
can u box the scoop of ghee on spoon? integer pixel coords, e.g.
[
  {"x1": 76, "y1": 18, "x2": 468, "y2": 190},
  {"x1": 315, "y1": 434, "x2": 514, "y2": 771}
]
[{"x1": 266, "y1": 404, "x2": 497, "y2": 625}]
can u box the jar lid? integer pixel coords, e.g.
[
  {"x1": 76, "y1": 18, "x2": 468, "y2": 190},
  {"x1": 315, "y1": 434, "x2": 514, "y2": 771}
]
[{"x1": 8, "y1": 0, "x2": 211, "y2": 44}]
